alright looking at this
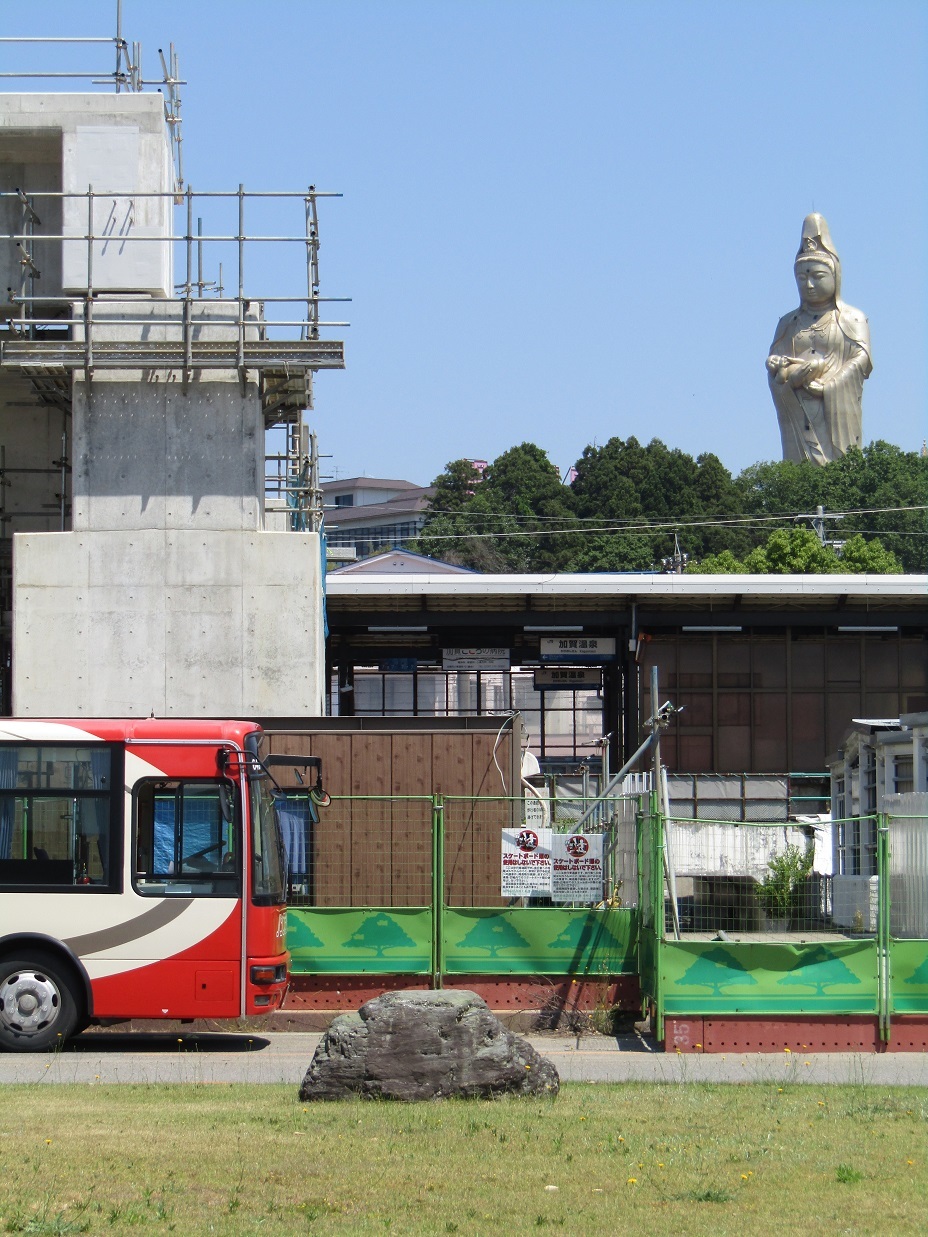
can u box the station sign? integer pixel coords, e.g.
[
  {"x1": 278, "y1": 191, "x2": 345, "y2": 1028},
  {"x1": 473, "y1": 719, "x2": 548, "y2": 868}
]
[
  {"x1": 533, "y1": 668, "x2": 602, "y2": 691},
  {"x1": 442, "y1": 647, "x2": 511, "y2": 671},
  {"x1": 539, "y1": 636, "x2": 616, "y2": 663}
]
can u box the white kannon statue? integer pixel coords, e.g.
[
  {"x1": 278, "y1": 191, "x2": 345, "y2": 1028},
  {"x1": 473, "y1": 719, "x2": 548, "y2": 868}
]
[{"x1": 766, "y1": 214, "x2": 871, "y2": 465}]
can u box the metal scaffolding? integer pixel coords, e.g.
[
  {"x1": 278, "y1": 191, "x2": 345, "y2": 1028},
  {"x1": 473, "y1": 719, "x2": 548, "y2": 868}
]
[
  {"x1": 0, "y1": 186, "x2": 346, "y2": 413},
  {"x1": 0, "y1": 0, "x2": 185, "y2": 191},
  {"x1": 0, "y1": 4, "x2": 348, "y2": 708}
]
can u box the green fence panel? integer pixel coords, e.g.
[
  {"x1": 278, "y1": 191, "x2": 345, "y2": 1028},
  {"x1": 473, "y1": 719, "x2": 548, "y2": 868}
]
[
  {"x1": 660, "y1": 939, "x2": 879, "y2": 1016},
  {"x1": 288, "y1": 907, "x2": 432, "y2": 975},
  {"x1": 890, "y1": 940, "x2": 928, "y2": 1013},
  {"x1": 441, "y1": 907, "x2": 638, "y2": 976}
]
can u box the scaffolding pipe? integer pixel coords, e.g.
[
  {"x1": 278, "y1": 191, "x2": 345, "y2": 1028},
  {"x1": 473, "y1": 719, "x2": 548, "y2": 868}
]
[
  {"x1": 651, "y1": 666, "x2": 681, "y2": 941},
  {"x1": 568, "y1": 729, "x2": 658, "y2": 835}
]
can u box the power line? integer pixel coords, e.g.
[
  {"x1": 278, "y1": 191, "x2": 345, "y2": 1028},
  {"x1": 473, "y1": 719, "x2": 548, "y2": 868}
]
[{"x1": 418, "y1": 504, "x2": 928, "y2": 541}]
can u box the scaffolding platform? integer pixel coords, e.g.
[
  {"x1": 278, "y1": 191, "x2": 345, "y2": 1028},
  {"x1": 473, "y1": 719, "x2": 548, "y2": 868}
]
[{"x1": 0, "y1": 336, "x2": 345, "y2": 373}]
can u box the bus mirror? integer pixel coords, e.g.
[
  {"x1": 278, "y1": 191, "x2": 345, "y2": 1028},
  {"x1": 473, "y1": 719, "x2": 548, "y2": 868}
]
[{"x1": 218, "y1": 783, "x2": 233, "y2": 823}]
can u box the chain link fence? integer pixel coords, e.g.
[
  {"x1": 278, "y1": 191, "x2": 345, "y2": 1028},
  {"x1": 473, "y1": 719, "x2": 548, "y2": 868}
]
[{"x1": 663, "y1": 815, "x2": 843, "y2": 938}]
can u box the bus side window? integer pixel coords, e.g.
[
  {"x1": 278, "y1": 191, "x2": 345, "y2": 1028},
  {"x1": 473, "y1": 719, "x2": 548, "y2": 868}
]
[
  {"x1": 135, "y1": 783, "x2": 156, "y2": 876},
  {"x1": 133, "y1": 780, "x2": 238, "y2": 897},
  {"x1": 0, "y1": 743, "x2": 119, "y2": 891}
]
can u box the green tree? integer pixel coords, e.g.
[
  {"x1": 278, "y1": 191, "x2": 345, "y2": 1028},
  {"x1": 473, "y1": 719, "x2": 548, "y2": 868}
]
[
  {"x1": 570, "y1": 437, "x2": 749, "y2": 566},
  {"x1": 837, "y1": 533, "x2": 903, "y2": 574},
  {"x1": 738, "y1": 443, "x2": 927, "y2": 572},
  {"x1": 414, "y1": 444, "x2": 578, "y2": 572},
  {"x1": 687, "y1": 549, "x2": 750, "y2": 575},
  {"x1": 743, "y1": 528, "x2": 844, "y2": 574},
  {"x1": 736, "y1": 458, "x2": 823, "y2": 523},
  {"x1": 688, "y1": 527, "x2": 902, "y2": 574},
  {"x1": 414, "y1": 435, "x2": 924, "y2": 574},
  {"x1": 567, "y1": 532, "x2": 656, "y2": 572},
  {"x1": 427, "y1": 458, "x2": 486, "y2": 515}
]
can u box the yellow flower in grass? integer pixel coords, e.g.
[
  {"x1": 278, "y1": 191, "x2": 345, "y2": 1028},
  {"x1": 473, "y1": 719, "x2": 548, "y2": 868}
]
[{"x1": 627, "y1": 1178, "x2": 638, "y2": 1186}]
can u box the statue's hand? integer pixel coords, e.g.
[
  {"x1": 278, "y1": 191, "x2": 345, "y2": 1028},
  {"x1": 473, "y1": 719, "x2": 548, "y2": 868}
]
[
  {"x1": 806, "y1": 379, "x2": 824, "y2": 396},
  {"x1": 785, "y1": 360, "x2": 813, "y2": 388}
]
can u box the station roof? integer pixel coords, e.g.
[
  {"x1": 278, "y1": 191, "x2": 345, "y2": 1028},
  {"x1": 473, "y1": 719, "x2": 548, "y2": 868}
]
[{"x1": 325, "y1": 572, "x2": 928, "y2": 663}]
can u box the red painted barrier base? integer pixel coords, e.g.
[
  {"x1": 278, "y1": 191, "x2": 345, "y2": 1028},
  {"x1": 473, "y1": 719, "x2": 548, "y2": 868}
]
[
  {"x1": 664, "y1": 1015, "x2": 928, "y2": 1054},
  {"x1": 284, "y1": 974, "x2": 641, "y2": 1029}
]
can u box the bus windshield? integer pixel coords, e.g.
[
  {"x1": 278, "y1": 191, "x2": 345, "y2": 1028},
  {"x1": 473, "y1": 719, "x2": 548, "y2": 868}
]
[{"x1": 244, "y1": 735, "x2": 287, "y2": 906}]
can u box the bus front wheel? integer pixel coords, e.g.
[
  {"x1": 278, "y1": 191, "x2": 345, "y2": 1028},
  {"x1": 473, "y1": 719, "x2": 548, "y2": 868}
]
[{"x1": 0, "y1": 952, "x2": 82, "y2": 1052}]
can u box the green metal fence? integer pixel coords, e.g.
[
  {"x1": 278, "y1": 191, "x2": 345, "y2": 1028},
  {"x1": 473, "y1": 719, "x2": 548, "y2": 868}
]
[
  {"x1": 281, "y1": 789, "x2": 928, "y2": 1040},
  {"x1": 285, "y1": 793, "x2": 641, "y2": 986},
  {"x1": 638, "y1": 802, "x2": 928, "y2": 1045}
]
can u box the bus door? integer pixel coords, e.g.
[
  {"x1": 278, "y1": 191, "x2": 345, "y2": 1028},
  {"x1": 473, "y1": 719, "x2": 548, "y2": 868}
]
[{"x1": 108, "y1": 768, "x2": 244, "y2": 1019}]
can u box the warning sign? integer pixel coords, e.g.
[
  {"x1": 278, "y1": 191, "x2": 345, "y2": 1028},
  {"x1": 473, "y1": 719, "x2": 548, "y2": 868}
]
[
  {"x1": 501, "y1": 827, "x2": 552, "y2": 898},
  {"x1": 551, "y1": 832, "x2": 603, "y2": 903}
]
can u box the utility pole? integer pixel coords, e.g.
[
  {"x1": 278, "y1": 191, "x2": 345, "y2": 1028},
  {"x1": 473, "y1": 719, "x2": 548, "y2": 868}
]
[
  {"x1": 795, "y1": 505, "x2": 845, "y2": 556},
  {"x1": 660, "y1": 532, "x2": 688, "y2": 574}
]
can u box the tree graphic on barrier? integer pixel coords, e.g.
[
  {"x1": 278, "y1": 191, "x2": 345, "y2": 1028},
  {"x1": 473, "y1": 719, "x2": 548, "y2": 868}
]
[
  {"x1": 903, "y1": 956, "x2": 928, "y2": 987},
  {"x1": 677, "y1": 948, "x2": 758, "y2": 996},
  {"x1": 777, "y1": 947, "x2": 862, "y2": 996},
  {"x1": 548, "y1": 917, "x2": 624, "y2": 956},
  {"x1": 457, "y1": 917, "x2": 530, "y2": 957},
  {"x1": 343, "y1": 914, "x2": 416, "y2": 957},
  {"x1": 288, "y1": 919, "x2": 325, "y2": 950}
]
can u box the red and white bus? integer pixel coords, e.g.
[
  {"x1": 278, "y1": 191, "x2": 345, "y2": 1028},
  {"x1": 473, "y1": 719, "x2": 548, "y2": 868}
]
[{"x1": 0, "y1": 718, "x2": 313, "y2": 1051}]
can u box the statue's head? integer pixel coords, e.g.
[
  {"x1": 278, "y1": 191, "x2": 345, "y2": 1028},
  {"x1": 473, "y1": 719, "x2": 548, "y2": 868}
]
[
  {"x1": 793, "y1": 212, "x2": 842, "y2": 302},
  {"x1": 794, "y1": 254, "x2": 837, "y2": 308}
]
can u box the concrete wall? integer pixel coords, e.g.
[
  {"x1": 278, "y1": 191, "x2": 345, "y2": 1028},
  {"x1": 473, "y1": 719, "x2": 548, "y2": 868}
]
[
  {"x1": 13, "y1": 529, "x2": 326, "y2": 717},
  {"x1": 0, "y1": 126, "x2": 62, "y2": 311},
  {"x1": 0, "y1": 375, "x2": 69, "y2": 538},
  {"x1": 10, "y1": 306, "x2": 327, "y2": 716},
  {"x1": 4, "y1": 93, "x2": 328, "y2": 721},
  {"x1": 0, "y1": 93, "x2": 173, "y2": 302},
  {"x1": 70, "y1": 302, "x2": 266, "y2": 533}
]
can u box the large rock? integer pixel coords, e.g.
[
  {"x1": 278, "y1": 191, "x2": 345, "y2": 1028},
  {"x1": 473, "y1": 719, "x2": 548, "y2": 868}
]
[{"x1": 298, "y1": 989, "x2": 559, "y2": 1101}]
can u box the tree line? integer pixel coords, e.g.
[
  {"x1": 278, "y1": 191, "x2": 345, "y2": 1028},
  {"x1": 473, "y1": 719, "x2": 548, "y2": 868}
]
[{"x1": 409, "y1": 439, "x2": 927, "y2": 574}]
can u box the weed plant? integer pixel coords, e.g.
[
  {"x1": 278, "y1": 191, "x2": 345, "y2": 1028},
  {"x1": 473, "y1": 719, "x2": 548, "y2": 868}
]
[{"x1": 0, "y1": 1082, "x2": 923, "y2": 1234}]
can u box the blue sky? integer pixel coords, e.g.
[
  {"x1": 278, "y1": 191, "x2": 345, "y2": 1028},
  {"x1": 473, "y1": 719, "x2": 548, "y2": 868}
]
[{"x1": 4, "y1": 1, "x2": 925, "y2": 487}]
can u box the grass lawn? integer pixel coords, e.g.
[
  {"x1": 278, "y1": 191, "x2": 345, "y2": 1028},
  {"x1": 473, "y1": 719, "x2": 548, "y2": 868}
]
[{"x1": 0, "y1": 1082, "x2": 924, "y2": 1234}]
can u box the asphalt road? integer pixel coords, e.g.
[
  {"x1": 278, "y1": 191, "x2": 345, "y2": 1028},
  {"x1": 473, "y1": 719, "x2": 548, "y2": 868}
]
[{"x1": 2, "y1": 1031, "x2": 927, "y2": 1086}]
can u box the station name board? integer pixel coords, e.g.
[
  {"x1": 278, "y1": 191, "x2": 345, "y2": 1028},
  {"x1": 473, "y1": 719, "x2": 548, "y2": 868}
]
[
  {"x1": 539, "y1": 636, "x2": 616, "y2": 663},
  {"x1": 442, "y1": 648, "x2": 511, "y2": 671},
  {"x1": 533, "y1": 668, "x2": 602, "y2": 690}
]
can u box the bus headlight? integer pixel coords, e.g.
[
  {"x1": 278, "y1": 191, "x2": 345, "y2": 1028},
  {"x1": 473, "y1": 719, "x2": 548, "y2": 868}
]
[{"x1": 250, "y1": 964, "x2": 286, "y2": 985}]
